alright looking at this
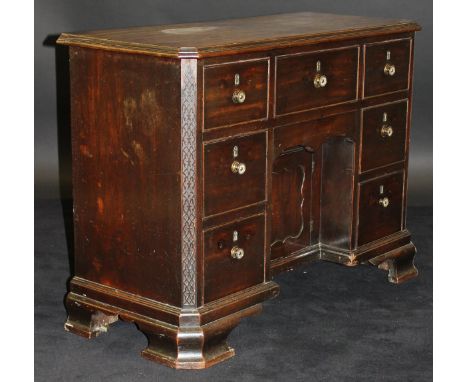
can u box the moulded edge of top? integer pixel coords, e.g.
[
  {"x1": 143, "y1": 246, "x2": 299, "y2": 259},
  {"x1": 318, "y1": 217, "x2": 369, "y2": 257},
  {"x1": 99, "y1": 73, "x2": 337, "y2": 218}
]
[{"x1": 56, "y1": 20, "x2": 421, "y2": 60}]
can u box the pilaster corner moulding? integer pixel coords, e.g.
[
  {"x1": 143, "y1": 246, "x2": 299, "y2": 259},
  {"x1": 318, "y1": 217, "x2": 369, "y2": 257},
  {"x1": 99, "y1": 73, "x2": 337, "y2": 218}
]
[{"x1": 180, "y1": 58, "x2": 198, "y2": 308}]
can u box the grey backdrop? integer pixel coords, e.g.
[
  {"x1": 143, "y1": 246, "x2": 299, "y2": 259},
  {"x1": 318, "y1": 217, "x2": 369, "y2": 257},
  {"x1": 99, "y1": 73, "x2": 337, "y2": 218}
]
[{"x1": 35, "y1": 0, "x2": 433, "y2": 205}]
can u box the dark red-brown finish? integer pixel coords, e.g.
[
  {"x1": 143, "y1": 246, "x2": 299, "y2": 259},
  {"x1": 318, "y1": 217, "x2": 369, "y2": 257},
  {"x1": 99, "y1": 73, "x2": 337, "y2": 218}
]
[
  {"x1": 357, "y1": 171, "x2": 404, "y2": 246},
  {"x1": 320, "y1": 137, "x2": 356, "y2": 250},
  {"x1": 361, "y1": 100, "x2": 408, "y2": 172},
  {"x1": 364, "y1": 38, "x2": 411, "y2": 97},
  {"x1": 271, "y1": 113, "x2": 358, "y2": 262},
  {"x1": 203, "y1": 132, "x2": 266, "y2": 216},
  {"x1": 270, "y1": 148, "x2": 314, "y2": 260},
  {"x1": 204, "y1": 214, "x2": 265, "y2": 303},
  {"x1": 57, "y1": 12, "x2": 420, "y2": 58},
  {"x1": 275, "y1": 46, "x2": 359, "y2": 115},
  {"x1": 204, "y1": 59, "x2": 269, "y2": 129},
  {"x1": 274, "y1": 112, "x2": 358, "y2": 151},
  {"x1": 57, "y1": 12, "x2": 421, "y2": 370},
  {"x1": 70, "y1": 47, "x2": 182, "y2": 306}
]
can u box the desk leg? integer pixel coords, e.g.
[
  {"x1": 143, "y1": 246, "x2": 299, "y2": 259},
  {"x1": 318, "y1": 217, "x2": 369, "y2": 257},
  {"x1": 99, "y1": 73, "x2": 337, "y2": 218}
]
[
  {"x1": 64, "y1": 294, "x2": 118, "y2": 338},
  {"x1": 63, "y1": 278, "x2": 278, "y2": 369},
  {"x1": 139, "y1": 304, "x2": 262, "y2": 369},
  {"x1": 369, "y1": 242, "x2": 418, "y2": 284}
]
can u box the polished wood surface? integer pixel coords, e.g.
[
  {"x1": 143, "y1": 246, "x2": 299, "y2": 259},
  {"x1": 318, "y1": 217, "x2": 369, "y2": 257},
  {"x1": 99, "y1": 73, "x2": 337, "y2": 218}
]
[
  {"x1": 320, "y1": 137, "x2": 356, "y2": 250},
  {"x1": 364, "y1": 38, "x2": 411, "y2": 97},
  {"x1": 57, "y1": 12, "x2": 420, "y2": 58},
  {"x1": 204, "y1": 214, "x2": 265, "y2": 303},
  {"x1": 69, "y1": 47, "x2": 182, "y2": 306},
  {"x1": 203, "y1": 132, "x2": 266, "y2": 216},
  {"x1": 275, "y1": 46, "x2": 359, "y2": 115},
  {"x1": 58, "y1": 12, "x2": 420, "y2": 369},
  {"x1": 204, "y1": 59, "x2": 269, "y2": 129},
  {"x1": 270, "y1": 147, "x2": 315, "y2": 260},
  {"x1": 357, "y1": 171, "x2": 404, "y2": 245},
  {"x1": 361, "y1": 100, "x2": 408, "y2": 172}
]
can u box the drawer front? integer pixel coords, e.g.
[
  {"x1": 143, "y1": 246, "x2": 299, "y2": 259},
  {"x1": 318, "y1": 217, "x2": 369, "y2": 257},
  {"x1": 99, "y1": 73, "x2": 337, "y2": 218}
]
[
  {"x1": 357, "y1": 172, "x2": 404, "y2": 246},
  {"x1": 203, "y1": 59, "x2": 269, "y2": 130},
  {"x1": 204, "y1": 214, "x2": 265, "y2": 303},
  {"x1": 275, "y1": 46, "x2": 359, "y2": 116},
  {"x1": 204, "y1": 132, "x2": 266, "y2": 217},
  {"x1": 361, "y1": 101, "x2": 408, "y2": 172},
  {"x1": 364, "y1": 39, "x2": 411, "y2": 97}
]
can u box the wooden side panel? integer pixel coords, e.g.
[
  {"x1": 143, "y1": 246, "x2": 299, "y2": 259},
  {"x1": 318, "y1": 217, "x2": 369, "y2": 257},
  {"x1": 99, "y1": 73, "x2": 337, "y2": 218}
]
[
  {"x1": 320, "y1": 137, "x2": 355, "y2": 250},
  {"x1": 70, "y1": 47, "x2": 182, "y2": 306}
]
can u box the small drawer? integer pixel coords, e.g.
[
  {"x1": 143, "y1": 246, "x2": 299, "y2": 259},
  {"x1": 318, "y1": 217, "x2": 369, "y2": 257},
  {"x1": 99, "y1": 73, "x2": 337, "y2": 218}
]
[
  {"x1": 361, "y1": 100, "x2": 408, "y2": 172},
  {"x1": 204, "y1": 214, "x2": 265, "y2": 303},
  {"x1": 275, "y1": 46, "x2": 359, "y2": 116},
  {"x1": 204, "y1": 132, "x2": 266, "y2": 217},
  {"x1": 357, "y1": 172, "x2": 404, "y2": 246},
  {"x1": 203, "y1": 59, "x2": 269, "y2": 130},
  {"x1": 364, "y1": 39, "x2": 411, "y2": 97}
]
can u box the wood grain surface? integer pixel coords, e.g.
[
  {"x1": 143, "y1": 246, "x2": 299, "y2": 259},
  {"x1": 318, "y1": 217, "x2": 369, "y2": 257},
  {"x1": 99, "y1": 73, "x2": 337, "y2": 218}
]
[{"x1": 57, "y1": 12, "x2": 420, "y2": 58}]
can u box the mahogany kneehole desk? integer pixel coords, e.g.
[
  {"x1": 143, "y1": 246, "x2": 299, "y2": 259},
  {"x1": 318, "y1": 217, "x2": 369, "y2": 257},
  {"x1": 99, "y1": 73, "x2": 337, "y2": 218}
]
[{"x1": 57, "y1": 12, "x2": 421, "y2": 369}]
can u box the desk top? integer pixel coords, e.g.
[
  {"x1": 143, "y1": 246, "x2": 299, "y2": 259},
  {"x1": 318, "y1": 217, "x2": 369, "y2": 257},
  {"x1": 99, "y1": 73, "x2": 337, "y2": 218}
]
[{"x1": 57, "y1": 12, "x2": 420, "y2": 58}]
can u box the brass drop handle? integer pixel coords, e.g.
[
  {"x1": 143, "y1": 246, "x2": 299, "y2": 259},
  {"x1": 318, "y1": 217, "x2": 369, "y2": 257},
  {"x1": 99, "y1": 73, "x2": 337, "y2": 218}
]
[
  {"x1": 232, "y1": 89, "x2": 246, "y2": 104},
  {"x1": 379, "y1": 197, "x2": 390, "y2": 208},
  {"x1": 313, "y1": 60, "x2": 327, "y2": 88},
  {"x1": 314, "y1": 73, "x2": 328, "y2": 88},
  {"x1": 384, "y1": 63, "x2": 396, "y2": 76},
  {"x1": 381, "y1": 124, "x2": 394, "y2": 138},
  {"x1": 231, "y1": 160, "x2": 246, "y2": 175},
  {"x1": 231, "y1": 246, "x2": 244, "y2": 260}
]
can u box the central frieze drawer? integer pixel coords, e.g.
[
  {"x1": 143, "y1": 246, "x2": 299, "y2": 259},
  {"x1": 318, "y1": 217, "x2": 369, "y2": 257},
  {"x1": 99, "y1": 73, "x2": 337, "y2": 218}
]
[
  {"x1": 204, "y1": 132, "x2": 266, "y2": 217},
  {"x1": 204, "y1": 214, "x2": 265, "y2": 303},
  {"x1": 203, "y1": 59, "x2": 269, "y2": 130},
  {"x1": 275, "y1": 46, "x2": 359, "y2": 116}
]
